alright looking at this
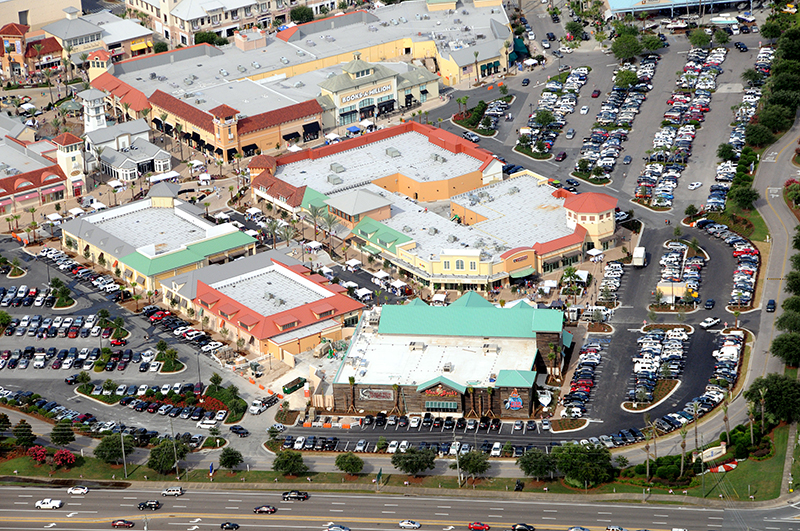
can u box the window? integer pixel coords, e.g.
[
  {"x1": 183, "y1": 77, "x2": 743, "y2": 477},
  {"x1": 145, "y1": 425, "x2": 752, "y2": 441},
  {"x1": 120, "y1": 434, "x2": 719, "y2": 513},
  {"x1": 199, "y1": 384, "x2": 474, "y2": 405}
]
[
  {"x1": 443, "y1": 260, "x2": 450, "y2": 270},
  {"x1": 589, "y1": 216, "x2": 595, "y2": 221},
  {"x1": 405, "y1": 88, "x2": 412, "y2": 95},
  {"x1": 470, "y1": 261, "x2": 477, "y2": 271},
  {"x1": 279, "y1": 321, "x2": 298, "y2": 331},
  {"x1": 181, "y1": 34, "x2": 188, "y2": 45},
  {"x1": 542, "y1": 260, "x2": 560, "y2": 273},
  {"x1": 425, "y1": 401, "x2": 458, "y2": 412},
  {"x1": 455, "y1": 260, "x2": 464, "y2": 270},
  {"x1": 581, "y1": 216, "x2": 586, "y2": 221}
]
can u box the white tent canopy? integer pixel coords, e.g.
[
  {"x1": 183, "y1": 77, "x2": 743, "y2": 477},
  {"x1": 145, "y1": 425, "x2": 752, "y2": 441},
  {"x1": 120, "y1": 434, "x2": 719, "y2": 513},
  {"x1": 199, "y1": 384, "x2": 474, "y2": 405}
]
[
  {"x1": 360, "y1": 119, "x2": 374, "y2": 128},
  {"x1": 68, "y1": 207, "x2": 84, "y2": 217},
  {"x1": 432, "y1": 293, "x2": 447, "y2": 303},
  {"x1": 320, "y1": 266, "x2": 333, "y2": 276},
  {"x1": 245, "y1": 207, "x2": 261, "y2": 215},
  {"x1": 20, "y1": 103, "x2": 36, "y2": 111},
  {"x1": 306, "y1": 241, "x2": 322, "y2": 250},
  {"x1": 373, "y1": 270, "x2": 390, "y2": 280},
  {"x1": 587, "y1": 248, "x2": 603, "y2": 257},
  {"x1": 574, "y1": 270, "x2": 589, "y2": 284},
  {"x1": 325, "y1": 132, "x2": 340, "y2": 140},
  {"x1": 198, "y1": 173, "x2": 211, "y2": 182},
  {"x1": 355, "y1": 288, "x2": 373, "y2": 299},
  {"x1": 46, "y1": 213, "x2": 63, "y2": 221},
  {"x1": 107, "y1": 180, "x2": 123, "y2": 190},
  {"x1": 523, "y1": 58, "x2": 537, "y2": 66},
  {"x1": 189, "y1": 160, "x2": 204, "y2": 168},
  {"x1": 287, "y1": 144, "x2": 302, "y2": 152},
  {"x1": 341, "y1": 281, "x2": 359, "y2": 289},
  {"x1": 345, "y1": 259, "x2": 362, "y2": 268},
  {"x1": 543, "y1": 279, "x2": 558, "y2": 289},
  {"x1": 149, "y1": 170, "x2": 180, "y2": 184},
  {"x1": 214, "y1": 211, "x2": 231, "y2": 220},
  {"x1": 390, "y1": 279, "x2": 407, "y2": 289}
]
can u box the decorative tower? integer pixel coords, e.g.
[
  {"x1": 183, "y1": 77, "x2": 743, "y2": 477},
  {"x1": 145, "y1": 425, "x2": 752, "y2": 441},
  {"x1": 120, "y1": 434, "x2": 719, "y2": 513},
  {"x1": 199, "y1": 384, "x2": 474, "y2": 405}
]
[
  {"x1": 76, "y1": 88, "x2": 107, "y2": 133},
  {"x1": 208, "y1": 104, "x2": 240, "y2": 161},
  {"x1": 51, "y1": 132, "x2": 86, "y2": 184}
]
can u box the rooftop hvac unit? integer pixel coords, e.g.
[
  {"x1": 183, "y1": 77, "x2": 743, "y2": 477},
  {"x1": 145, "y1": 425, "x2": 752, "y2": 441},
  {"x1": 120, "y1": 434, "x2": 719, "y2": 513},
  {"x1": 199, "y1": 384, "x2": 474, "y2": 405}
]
[
  {"x1": 428, "y1": 227, "x2": 438, "y2": 236},
  {"x1": 330, "y1": 162, "x2": 345, "y2": 173},
  {"x1": 183, "y1": 78, "x2": 193, "y2": 85},
  {"x1": 442, "y1": 362, "x2": 453, "y2": 372},
  {"x1": 237, "y1": 65, "x2": 246, "y2": 72},
  {"x1": 327, "y1": 174, "x2": 343, "y2": 185},
  {"x1": 280, "y1": 57, "x2": 289, "y2": 64},
  {"x1": 409, "y1": 341, "x2": 426, "y2": 351},
  {"x1": 482, "y1": 343, "x2": 499, "y2": 354},
  {"x1": 297, "y1": 50, "x2": 305, "y2": 56},
  {"x1": 219, "y1": 69, "x2": 229, "y2": 76},
  {"x1": 446, "y1": 235, "x2": 458, "y2": 243},
  {"x1": 368, "y1": 25, "x2": 378, "y2": 31},
  {"x1": 294, "y1": 81, "x2": 304, "y2": 88},
  {"x1": 183, "y1": 92, "x2": 194, "y2": 99},
  {"x1": 252, "y1": 61, "x2": 261, "y2": 69},
  {"x1": 149, "y1": 72, "x2": 157, "y2": 80},
  {"x1": 402, "y1": 226, "x2": 413, "y2": 233},
  {"x1": 386, "y1": 147, "x2": 401, "y2": 157}
]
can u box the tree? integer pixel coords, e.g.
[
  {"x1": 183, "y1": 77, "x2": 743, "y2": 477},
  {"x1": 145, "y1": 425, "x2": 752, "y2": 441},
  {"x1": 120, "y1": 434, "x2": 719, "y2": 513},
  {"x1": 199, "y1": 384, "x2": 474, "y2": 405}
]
[
  {"x1": 684, "y1": 204, "x2": 698, "y2": 217},
  {"x1": 279, "y1": 224, "x2": 296, "y2": 249},
  {"x1": 565, "y1": 21, "x2": 583, "y2": 37},
  {"x1": 783, "y1": 296, "x2": 800, "y2": 314},
  {"x1": 778, "y1": 27, "x2": 800, "y2": 61},
  {"x1": 148, "y1": 439, "x2": 189, "y2": 474},
  {"x1": 0, "y1": 413, "x2": 9, "y2": 437},
  {"x1": 290, "y1": 5, "x2": 314, "y2": 23},
  {"x1": 713, "y1": 30, "x2": 730, "y2": 45},
  {"x1": 391, "y1": 448, "x2": 436, "y2": 476},
  {"x1": 688, "y1": 30, "x2": 711, "y2": 48},
  {"x1": 473, "y1": 50, "x2": 480, "y2": 82},
  {"x1": 761, "y1": 21, "x2": 781, "y2": 43},
  {"x1": 534, "y1": 109, "x2": 555, "y2": 126},
  {"x1": 745, "y1": 123, "x2": 775, "y2": 147},
  {"x1": 745, "y1": 373, "x2": 800, "y2": 423},
  {"x1": 716, "y1": 143, "x2": 738, "y2": 161},
  {"x1": 335, "y1": 452, "x2": 365, "y2": 475},
  {"x1": 94, "y1": 434, "x2": 134, "y2": 464},
  {"x1": 154, "y1": 41, "x2": 168, "y2": 53},
  {"x1": 614, "y1": 69, "x2": 639, "y2": 89},
  {"x1": 741, "y1": 68, "x2": 764, "y2": 87},
  {"x1": 53, "y1": 449, "x2": 76, "y2": 468},
  {"x1": 102, "y1": 378, "x2": 117, "y2": 393},
  {"x1": 771, "y1": 332, "x2": 800, "y2": 365},
  {"x1": 452, "y1": 450, "x2": 490, "y2": 481},
  {"x1": 50, "y1": 419, "x2": 75, "y2": 447},
  {"x1": 759, "y1": 104, "x2": 793, "y2": 133},
  {"x1": 12, "y1": 420, "x2": 36, "y2": 448},
  {"x1": 640, "y1": 34, "x2": 663, "y2": 52},
  {"x1": 777, "y1": 311, "x2": 800, "y2": 333},
  {"x1": 611, "y1": 34, "x2": 643, "y2": 61},
  {"x1": 174, "y1": 123, "x2": 184, "y2": 161},
  {"x1": 272, "y1": 450, "x2": 308, "y2": 476},
  {"x1": 552, "y1": 443, "x2": 612, "y2": 486},
  {"x1": 727, "y1": 187, "x2": 759, "y2": 210},
  {"x1": 219, "y1": 447, "x2": 244, "y2": 471},
  {"x1": 517, "y1": 447, "x2": 555, "y2": 480},
  {"x1": 28, "y1": 445, "x2": 47, "y2": 462},
  {"x1": 210, "y1": 372, "x2": 223, "y2": 390}
]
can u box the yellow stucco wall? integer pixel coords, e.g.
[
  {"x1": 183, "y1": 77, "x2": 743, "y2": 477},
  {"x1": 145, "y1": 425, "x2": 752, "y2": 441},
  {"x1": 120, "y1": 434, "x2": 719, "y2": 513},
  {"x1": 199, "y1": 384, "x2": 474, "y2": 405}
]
[{"x1": 0, "y1": 0, "x2": 80, "y2": 30}]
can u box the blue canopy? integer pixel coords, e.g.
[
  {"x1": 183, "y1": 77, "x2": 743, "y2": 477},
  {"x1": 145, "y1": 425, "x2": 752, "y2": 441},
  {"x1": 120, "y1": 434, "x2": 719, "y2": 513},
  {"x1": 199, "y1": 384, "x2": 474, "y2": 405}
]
[{"x1": 346, "y1": 125, "x2": 361, "y2": 133}]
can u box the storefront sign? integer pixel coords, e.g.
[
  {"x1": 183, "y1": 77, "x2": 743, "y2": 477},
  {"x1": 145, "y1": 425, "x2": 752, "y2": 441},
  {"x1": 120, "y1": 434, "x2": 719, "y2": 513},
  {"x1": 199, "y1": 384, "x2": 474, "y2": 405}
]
[
  {"x1": 505, "y1": 389, "x2": 523, "y2": 410},
  {"x1": 424, "y1": 384, "x2": 459, "y2": 397},
  {"x1": 513, "y1": 255, "x2": 528, "y2": 263},
  {"x1": 359, "y1": 388, "x2": 393, "y2": 401},
  {"x1": 341, "y1": 85, "x2": 392, "y2": 104}
]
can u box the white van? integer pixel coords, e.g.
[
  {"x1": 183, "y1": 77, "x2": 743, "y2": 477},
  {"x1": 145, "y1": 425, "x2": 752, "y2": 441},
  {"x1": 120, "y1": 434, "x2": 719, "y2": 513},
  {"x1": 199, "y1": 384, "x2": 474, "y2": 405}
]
[
  {"x1": 161, "y1": 487, "x2": 184, "y2": 497},
  {"x1": 196, "y1": 418, "x2": 218, "y2": 429}
]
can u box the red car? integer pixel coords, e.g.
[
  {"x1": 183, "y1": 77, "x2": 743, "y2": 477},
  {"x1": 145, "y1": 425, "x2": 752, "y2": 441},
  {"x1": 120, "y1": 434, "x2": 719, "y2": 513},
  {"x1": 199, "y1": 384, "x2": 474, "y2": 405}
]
[
  {"x1": 591, "y1": 89, "x2": 601, "y2": 98},
  {"x1": 101, "y1": 327, "x2": 114, "y2": 338},
  {"x1": 67, "y1": 326, "x2": 80, "y2": 338},
  {"x1": 111, "y1": 520, "x2": 135, "y2": 528},
  {"x1": 733, "y1": 249, "x2": 758, "y2": 257},
  {"x1": 149, "y1": 311, "x2": 168, "y2": 322},
  {"x1": 469, "y1": 524, "x2": 490, "y2": 531},
  {"x1": 110, "y1": 338, "x2": 127, "y2": 346}
]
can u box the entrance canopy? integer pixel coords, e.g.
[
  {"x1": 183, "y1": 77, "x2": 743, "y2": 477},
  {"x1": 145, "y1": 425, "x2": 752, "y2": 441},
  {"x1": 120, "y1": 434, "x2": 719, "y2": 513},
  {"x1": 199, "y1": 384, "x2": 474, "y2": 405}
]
[
  {"x1": 189, "y1": 160, "x2": 204, "y2": 168},
  {"x1": 68, "y1": 207, "x2": 84, "y2": 217},
  {"x1": 587, "y1": 248, "x2": 603, "y2": 257}
]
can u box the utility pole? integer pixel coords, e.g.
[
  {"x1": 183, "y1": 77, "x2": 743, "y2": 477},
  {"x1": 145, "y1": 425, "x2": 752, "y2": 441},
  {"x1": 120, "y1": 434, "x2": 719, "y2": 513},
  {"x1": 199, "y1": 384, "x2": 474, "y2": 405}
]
[
  {"x1": 169, "y1": 417, "x2": 180, "y2": 480},
  {"x1": 119, "y1": 421, "x2": 128, "y2": 479}
]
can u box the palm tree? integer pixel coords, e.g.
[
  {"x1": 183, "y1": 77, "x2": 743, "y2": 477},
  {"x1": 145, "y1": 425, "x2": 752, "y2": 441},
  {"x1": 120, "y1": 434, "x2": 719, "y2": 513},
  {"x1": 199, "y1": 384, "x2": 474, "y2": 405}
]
[
  {"x1": 202, "y1": 202, "x2": 210, "y2": 216},
  {"x1": 278, "y1": 224, "x2": 296, "y2": 248},
  {"x1": 759, "y1": 387, "x2": 767, "y2": 433},
  {"x1": 307, "y1": 204, "x2": 324, "y2": 242},
  {"x1": 42, "y1": 69, "x2": 54, "y2": 106},
  {"x1": 319, "y1": 213, "x2": 337, "y2": 253},
  {"x1": 4, "y1": 217, "x2": 11, "y2": 232},
  {"x1": 11, "y1": 97, "x2": 21, "y2": 116},
  {"x1": 62, "y1": 44, "x2": 73, "y2": 82},
  {"x1": 347, "y1": 375, "x2": 356, "y2": 413},
  {"x1": 473, "y1": 50, "x2": 480, "y2": 82},
  {"x1": 32, "y1": 43, "x2": 44, "y2": 75},
  {"x1": 132, "y1": 293, "x2": 142, "y2": 312},
  {"x1": 748, "y1": 401, "x2": 756, "y2": 446},
  {"x1": 120, "y1": 102, "x2": 131, "y2": 123},
  {"x1": 29, "y1": 221, "x2": 38, "y2": 244},
  {"x1": 12, "y1": 214, "x2": 20, "y2": 231},
  {"x1": 26, "y1": 207, "x2": 36, "y2": 224},
  {"x1": 232, "y1": 152, "x2": 242, "y2": 173},
  {"x1": 265, "y1": 219, "x2": 280, "y2": 250},
  {"x1": 140, "y1": 108, "x2": 151, "y2": 132},
  {"x1": 466, "y1": 386, "x2": 475, "y2": 417},
  {"x1": 79, "y1": 53, "x2": 89, "y2": 79},
  {"x1": 51, "y1": 116, "x2": 61, "y2": 133},
  {"x1": 722, "y1": 391, "x2": 731, "y2": 447},
  {"x1": 485, "y1": 387, "x2": 494, "y2": 417},
  {"x1": 679, "y1": 426, "x2": 687, "y2": 477},
  {"x1": 159, "y1": 112, "x2": 168, "y2": 135},
  {"x1": 216, "y1": 159, "x2": 224, "y2": 178},
  {"x1": 174, "y1": 123, "x2": 184, "y2": 160},
  {"x1": 5, "y1": 46, "x2": 16, "y2": 86}
]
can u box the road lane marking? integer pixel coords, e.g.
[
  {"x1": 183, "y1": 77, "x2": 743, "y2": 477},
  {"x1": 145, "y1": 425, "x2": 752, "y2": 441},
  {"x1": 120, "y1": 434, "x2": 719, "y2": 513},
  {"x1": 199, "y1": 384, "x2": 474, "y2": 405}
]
[
  {"x1": 382, "y1": 511, "x2": 396, "y2": 514},
  {"x1": 542, "y1": 517, "x2": 557, "y2": 520},
  {"x1": 436, "y1": 513, "x2": 449, "y2": 516},
  {"x1": 543, "y1": 510, "x2": 558, "y2": 513},
  {"x1": 330, "y1": 510, "x2": 343, "y2": 512},
  {"x1": 598, "y1": 520, "x2": 611, "y2": 523},
  {"x1": 490, "y1": 508, "x2": 504, "y2": 511},
  {"x1": 708, "y1": 526, "x2": 722, "y2": 528},
  {"x1": 13, "y1": 502, "x2": 26, "y2": 505},
  {"x1": 653, "y1": 522, "x2": 667, "y2": 525},
  {"x1": 385, "y1": 504, "x2": 398, "y2": 506},
  {"x1": 331, "y1": 502, "x2": 347, "y2": 505},
  {"x1": 598, "y1": 513, "x2": 612, "y2": 515},
  {"x1": 225, "y1": 507, "x2": 239, "y2": 510},
  {"x1": 120, "y1": 504, "x2": 133, "y2": 507},
  {"x1": 18, "y1": 495, "x2": 32, "y2": 497},
  {"x1": 488, "y1": 515, "x2": 503, "y2": 518},
  {"x1": 654, "y1": 515, "x2": 668, "y2": 518},
  {"x1": 437, "y1": 506, "x2": 451, "y2": 509},
  {"x1": 709, "y1": 517, "x2": 724, "y2": 519},
  {"x1": 123, "y1": 497, "x2": 137, "y2": 499},
  {"x1": 229, "y1": 499, "x2": 242, "y2": 502}
]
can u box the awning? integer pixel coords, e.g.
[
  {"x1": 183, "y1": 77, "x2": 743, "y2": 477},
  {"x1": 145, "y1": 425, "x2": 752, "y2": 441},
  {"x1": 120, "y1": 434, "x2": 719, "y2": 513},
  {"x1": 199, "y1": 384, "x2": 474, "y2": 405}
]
[
  {"x1": 282, "y1": 131, "x2": 300, "y2": 141},
  {"x1": 227, "y1": 147, "x2": 238, "y2": 156},
  {"x1": 191, "y1": 132, "x2": 201, "y2": 141},
  {"x1": 242, "y1": 143, "x2": 258, "y2": 152},
  {"x1": 420, "y1": 88, "x2": 429, "y2": 94},
  {"x1": 189, "y1": 160, "x2": 204, "y2": 168},
  {"x1": 46, "y1": 213, "x2": 62, "y2": 221},
  {"x1": 136, "y1": 275, "x2": 145, "y2": 284},
  {"x1": 215, "y1": 147, "x2": 223, "y2": 155},
  {"x1": 346, "y1": 126, "x2": 360, "y2": 133},
  {"x1": 587, "y1": 248, "x2": 603, "y2": 257},
  {"x1": 508, "y1": 52, "x2": 518, "y2": 62},
  {"x1": 147, "y1": 40, "x2": 153, "y2": 47},
  {"x1": 325, "y1": 133, "x2": 340, "y2": 140},
  {"x1": 131, "y1": 41, "x2": 147, "y2": 52},
  {"x1": 0, "y1": 198, "x2": 10, "y2": 207},
  {"x1": 493, "y1": 60, "x2": 501, "y2": 68},
  {"x1": 124, "y1": 270, "x2": 132, "y2": 278},
  {"x1": 14, "y1": 192, "x2": 38, "y2": 201},
  {"x1": 359, "y1": 119, "x2": 373, "y2": 128},
  {"x1": 510, "y1": 266, "x2": 535, "y2": 278},
  {"x1": 480, "y1": 64, "x2": 487, "y2": 71},
  {"x1": 360, "y1": 105, "x2": 375, "y2": 113},
  {"x1": 287, "y1": 144, "x2": 302, "y2": 152},
  {"x1": 68, "y1": 207, "x2": 84, "y2": 216},
  {"x1": 41, "y1": 185, "x2": 65, "y2": 194},
  {"x1": 302, "y1": 122, "x2": 321, "y2": 134}
]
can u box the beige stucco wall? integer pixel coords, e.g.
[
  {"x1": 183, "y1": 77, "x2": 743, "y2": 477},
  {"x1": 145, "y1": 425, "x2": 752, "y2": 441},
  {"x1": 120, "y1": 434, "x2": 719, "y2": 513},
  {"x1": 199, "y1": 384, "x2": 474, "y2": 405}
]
[{"x1": 0, "y1": 0, "x2": 80, "y2": 30}]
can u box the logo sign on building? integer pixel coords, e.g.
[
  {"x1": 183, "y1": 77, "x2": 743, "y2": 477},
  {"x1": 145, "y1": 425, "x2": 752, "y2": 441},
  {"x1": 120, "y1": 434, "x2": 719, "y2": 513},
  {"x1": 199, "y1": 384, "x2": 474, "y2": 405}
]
[
  {"x1": 341, "y1": 85, "x2": 392, "y2": 105},
  {"x1": 512, "y1": 255, "x2": 528, "y2": 263},
  {"x1": 424, "y1": 384, "x2": 459, "y2": 397},
  {"x1": 505, "y1": 389, "x2": 523, "y2": 410},
  {"x1": 359, "y1": 388, "x2": 393, "y2": 401}
]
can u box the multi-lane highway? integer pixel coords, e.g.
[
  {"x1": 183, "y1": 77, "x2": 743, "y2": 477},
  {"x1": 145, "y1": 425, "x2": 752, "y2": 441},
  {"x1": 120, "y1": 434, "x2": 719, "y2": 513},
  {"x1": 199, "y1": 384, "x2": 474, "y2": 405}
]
[{"x1": 1, "y1": 486, "x2": 800, "y2": 531}]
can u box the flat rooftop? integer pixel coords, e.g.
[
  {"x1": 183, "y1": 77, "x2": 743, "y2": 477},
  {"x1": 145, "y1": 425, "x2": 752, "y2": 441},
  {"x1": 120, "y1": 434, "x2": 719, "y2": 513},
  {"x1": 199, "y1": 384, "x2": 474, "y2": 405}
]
[
  {"x1": 0, "y1": 141, "x2": 47, "y2": 176},
  {"x1": 93, "y1": 203, "x2": 211, "y2": 253},
  {"x1": 451, "y1": 175, "x2": 574, "y2": 246},
  {"x1": 180, "y1": 77, "x2": 306, "y2": 118},
  {"x1": 277, "y1": 132, "x2": 484, "y2": 193},
  {"x1": 112, "y1": 0, "x2": 507, "y2": 93},
  {"x1": 362, "y1": 184, "x2": 506, "y2": 262},
  {"x1": 210, "y1": 264, "x2": 331, "y2": 318},
  {"x1": 335, "y1": 308, "x2": 536, "y2": 388}
]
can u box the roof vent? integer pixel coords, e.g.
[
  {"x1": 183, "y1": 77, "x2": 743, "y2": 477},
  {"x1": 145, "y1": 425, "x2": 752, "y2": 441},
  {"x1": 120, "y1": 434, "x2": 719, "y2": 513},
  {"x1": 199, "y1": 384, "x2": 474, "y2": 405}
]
[
  {"x1": 294, "y1": 81, "x2": 305, "y2": 88},
  {"x1": 446, "y1": 235, "x2": 458, "y2": 243},
  {"x1": 237, "y1": 65, "x2": 246, "y2": 72},
  {"x1": 482, "y1": 343, "x2": 499, "y2": 354},
  {"x1": 327, "y1": 174, "x2": 343, "y2": 185},
  {"x1": 386, "y1": 147, "x2": 401, "y2": 158},
  {"x1": 443, "y1": 362, "x2": 453, "y2": 372},
  {"x1": 402, "y1": 226, "x2": 412, "y2": 233},
  {"x1": 427, "y1": 227, "x2": 438, "y2": 236},
  {"x1": 252, "y1": 61, "x2": 261, "y2": 69},
  {"x1": 409, "y1": 341, "x2": 426, "y2": 351},
  {"x1": 330, "y1": 162, "x2": 345, "y2": 173}
]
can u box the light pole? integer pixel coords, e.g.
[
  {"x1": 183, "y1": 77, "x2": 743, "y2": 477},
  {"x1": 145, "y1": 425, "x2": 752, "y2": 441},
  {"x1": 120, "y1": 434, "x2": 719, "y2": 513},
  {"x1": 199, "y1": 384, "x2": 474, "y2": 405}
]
[
  {"x1": 119, "y1": 420, "x2": 128, "y2": 479},
  {"x1": 169, "y1": 417, "x2": 181, "y2": 480}
]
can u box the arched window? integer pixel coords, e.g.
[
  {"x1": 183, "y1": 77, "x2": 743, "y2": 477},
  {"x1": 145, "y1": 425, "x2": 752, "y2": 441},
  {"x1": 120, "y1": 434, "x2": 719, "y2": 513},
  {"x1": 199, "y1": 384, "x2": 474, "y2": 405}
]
[{"x1": 455, "y1": 260, "x2": 464, "y2": 270}]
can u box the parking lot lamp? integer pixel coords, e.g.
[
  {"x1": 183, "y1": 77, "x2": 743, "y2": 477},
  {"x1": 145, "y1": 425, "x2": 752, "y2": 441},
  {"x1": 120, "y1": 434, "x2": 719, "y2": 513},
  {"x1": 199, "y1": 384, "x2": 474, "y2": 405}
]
[
  {"x1": 119, "y1": 421, "x2": 128, "y2": 479},
  {"x1": 196, "y1": 350, "x2": 201, "y2": 385}
]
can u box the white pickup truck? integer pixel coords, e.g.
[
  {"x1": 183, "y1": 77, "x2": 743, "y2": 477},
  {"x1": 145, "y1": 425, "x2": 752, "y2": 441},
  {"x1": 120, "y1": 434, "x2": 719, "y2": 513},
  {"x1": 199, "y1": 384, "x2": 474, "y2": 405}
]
[
  {"x1": 248, "y1": 399, "x2": 267, "y2": 415},
  {"x1": 35, "y1": 499, "x2": 63, "y2": 509}
]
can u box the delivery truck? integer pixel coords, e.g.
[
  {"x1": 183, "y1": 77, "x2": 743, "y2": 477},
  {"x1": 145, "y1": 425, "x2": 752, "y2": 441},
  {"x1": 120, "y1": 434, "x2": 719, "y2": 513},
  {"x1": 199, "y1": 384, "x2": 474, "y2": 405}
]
[{"x1": 632, "y1": 246, "x2": 647, "y2": 267}]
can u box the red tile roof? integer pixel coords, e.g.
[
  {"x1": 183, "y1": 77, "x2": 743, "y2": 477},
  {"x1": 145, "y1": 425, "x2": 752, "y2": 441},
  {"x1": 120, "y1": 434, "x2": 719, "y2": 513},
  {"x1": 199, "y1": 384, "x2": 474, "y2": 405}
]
[
  {"x1": 0, "y1": 23, "x2": 29, "y2": 36},
  {"x1": 248, "y1": 154, "x2": 277, "y2": 174},
  {"x1": 208, "y1": 104, "x2": 239, "y2": 118},
  {"x1": 251, "y1": 171, "x2": 306, "y2": 208},
  {"x1": 24, "y1": 37, "x2": 62, "y2": 59},
  {"x1": 51, "y1": 132, "x2": 82, "y2": 146},
  {"x1": 148, "y1": 89, "x2": 213, "y2": 132},
  {"x1": 91, "y1": 72, "x2": 150, "y2": 112},
  {"x1": 0, "y1": 162, "x2": 67, "y2": 200},
  {"x1": 194, "y1": 260, "x2": 363, "y2": 340},
  {"x1": 563, "y1": 192, "x2": 617, "y2": 213},
  {"x1": 237, "y1": 100, "x2": 322, "y2": 135},
  {"x1": 87, "y1": 49, "x2": 111, "y2": 62},
  {"x1": 500, "y1": 225, "x2": 588, "y2": 260}
]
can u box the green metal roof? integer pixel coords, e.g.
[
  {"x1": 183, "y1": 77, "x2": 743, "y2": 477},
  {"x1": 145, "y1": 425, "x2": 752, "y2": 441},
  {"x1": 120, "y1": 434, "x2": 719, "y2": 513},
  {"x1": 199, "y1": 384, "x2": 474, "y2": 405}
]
[
  {"x1": 352, "y1": 216, "x2": 412, "y2": 255},
  {"x1": 302, "y1": 187, "x2": 329, "y2": 211},
  {"x1": 562, "y1": 330, "x2": 574, "y2": 348},
  {"x1": 494, "y1": 369, "x2": 537, "y2": 388},
  {"x1": 407, "y1": 298, "x2": 429, "y2": 306},
  {"x1": 377, "y1": 293, "x2": 563, "y2": 338},
  {"x1": 121, "y1": 231, "x2": 256, "y2": 276},
  {"x1": 416, "y1": 375, "x2": 467, "y2": 394}
]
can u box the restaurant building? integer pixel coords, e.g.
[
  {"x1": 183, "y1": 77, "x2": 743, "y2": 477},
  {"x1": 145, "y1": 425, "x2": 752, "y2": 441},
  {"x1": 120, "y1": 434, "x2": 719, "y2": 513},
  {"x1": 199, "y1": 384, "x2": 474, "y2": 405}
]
[{"x1": 332, "y1": 292, "x2": 570, "y2": 418}]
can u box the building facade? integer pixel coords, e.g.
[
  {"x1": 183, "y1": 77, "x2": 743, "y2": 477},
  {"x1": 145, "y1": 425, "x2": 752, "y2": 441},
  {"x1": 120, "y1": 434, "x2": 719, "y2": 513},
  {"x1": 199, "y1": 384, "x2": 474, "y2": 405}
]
[
  {"x1": 0, "y1": 0, "x2": 80, "y2": 30},
  {"x1": 0, "y1": 23, "x2": 63, "y2": 81}
]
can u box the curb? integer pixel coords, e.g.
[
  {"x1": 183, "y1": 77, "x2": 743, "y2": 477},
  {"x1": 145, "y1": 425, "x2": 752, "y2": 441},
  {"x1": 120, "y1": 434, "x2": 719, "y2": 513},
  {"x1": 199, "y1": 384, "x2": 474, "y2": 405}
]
[{"x1": 620, "y1": 380, "x2": 682, "y2": 414}]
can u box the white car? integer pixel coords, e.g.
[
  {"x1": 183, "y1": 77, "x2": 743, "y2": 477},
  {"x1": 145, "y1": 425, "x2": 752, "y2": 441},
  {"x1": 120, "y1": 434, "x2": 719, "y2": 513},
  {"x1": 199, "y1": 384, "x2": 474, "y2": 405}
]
[
  {"x1": 137, "y1": 384, "x2": 148, "y2": 396},
  {"x1": 67, "y1": 486, "x2": 89, "y2": 495},
  {"x1": 409, "y1": 416, "x2": 421, "y2": 428},
  {"x1": 580, "y1": 105, "x2": 589, "y2": 114},
  {"x1": 399, "y1": 521, "x2": 421, "y2": 529},
  {"x1": 398, "y1": 440, "x2": 410, "y2": 453},
  {"x1": 160, "y1": 384, "x2": 171, "y2": 395},
  {"x1": 700, "y1": 317, "x2": 721, "y2": 329},
  {"x1": 293, "y1": 436, "x2": 306, "y2": 450},
  {"x1": 35, "y1": 499, "x2": 63, "y2": 509},
  {"x1": 141, "y1": 350, "x2": 155, "y2": 363},
  {"x1": 201, "y1": 341, "x2": 223, "y2": 353},
  {"x1": 149, "y1": 361, "x2": 162, "y2": 372},
  {"x1": 490, "y1": 441, "x2": 503, "y2": 456},
  {"x1": 271, "y1": 423, "x2": 286, "y2": 432},
  {"x1": 387, "y1": 440, "x2": 400, "y2": 454},
  {"x1": 688, "y1": 182, "x2": 702, "y2": 190}
]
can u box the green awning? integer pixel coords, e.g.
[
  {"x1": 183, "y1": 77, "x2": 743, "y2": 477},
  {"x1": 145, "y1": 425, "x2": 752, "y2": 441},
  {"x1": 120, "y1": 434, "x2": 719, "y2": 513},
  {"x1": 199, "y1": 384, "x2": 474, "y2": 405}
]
[
  {"x1": 510, "y1": 266, "x2": 535, "y2": 278},
  {"x1": 508, "y1": 52, "x2": 518, "y2": 62},
  {"x1": 514, "y1": 37, "x2": 529, "y2": 55},
  {"x1": 480, "y1": 64, "x2": 487, "y2": 71},
  {"x1": 493, "y1": 60, "x2": 501, "y2": 68},
  {"x1": 363, "y1": 246, "x2": 382, "y2": 255}
]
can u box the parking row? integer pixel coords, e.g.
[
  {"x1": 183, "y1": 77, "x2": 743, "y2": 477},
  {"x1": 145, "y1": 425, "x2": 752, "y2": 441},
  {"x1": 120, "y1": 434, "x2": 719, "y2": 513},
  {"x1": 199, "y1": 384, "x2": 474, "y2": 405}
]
[{"x1": 0, "y1": 345, "x2": 162, "y2": 372}]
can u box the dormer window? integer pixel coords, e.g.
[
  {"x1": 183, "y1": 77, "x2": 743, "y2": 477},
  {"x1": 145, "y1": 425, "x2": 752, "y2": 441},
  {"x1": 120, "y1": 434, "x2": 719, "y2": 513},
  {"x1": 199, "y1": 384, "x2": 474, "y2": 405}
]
[{"x1": 354, "y1": 69, "x2": 371, "y2": 78}]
